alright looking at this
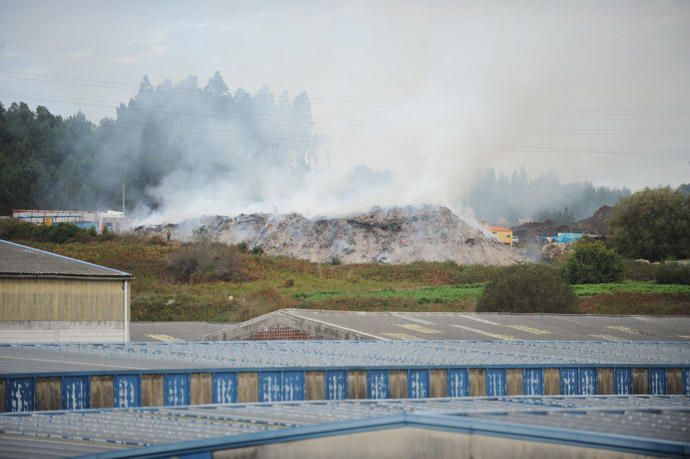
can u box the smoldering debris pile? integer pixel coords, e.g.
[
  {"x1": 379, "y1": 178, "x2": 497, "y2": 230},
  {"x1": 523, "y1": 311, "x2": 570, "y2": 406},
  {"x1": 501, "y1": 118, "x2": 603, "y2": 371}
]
[{"x1": 138, "y1": 206, "x2": 523, "y2": 265}]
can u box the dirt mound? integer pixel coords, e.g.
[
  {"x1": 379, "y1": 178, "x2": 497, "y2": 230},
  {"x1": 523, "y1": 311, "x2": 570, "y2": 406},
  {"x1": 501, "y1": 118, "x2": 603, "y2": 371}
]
[{"x1": 138, "y1": 205, "x2": 522, "y2": 265}]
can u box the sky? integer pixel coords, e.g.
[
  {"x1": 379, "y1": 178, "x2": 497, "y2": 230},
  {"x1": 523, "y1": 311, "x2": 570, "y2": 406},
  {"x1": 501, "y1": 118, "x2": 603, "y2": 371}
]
[{"x1": 1, "y1": 0, "x2": 689, "y2": 216}]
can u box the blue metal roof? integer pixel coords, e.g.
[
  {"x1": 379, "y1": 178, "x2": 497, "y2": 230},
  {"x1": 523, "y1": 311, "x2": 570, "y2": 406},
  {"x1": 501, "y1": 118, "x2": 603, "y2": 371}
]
[{"x1": 0, "y1": 396, "x2": 688, "y2": 458}]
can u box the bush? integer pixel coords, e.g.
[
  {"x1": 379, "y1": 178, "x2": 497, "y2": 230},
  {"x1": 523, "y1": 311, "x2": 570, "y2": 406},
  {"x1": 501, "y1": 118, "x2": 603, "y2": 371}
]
[
  {"x1": 609, "y1": 187, "x2": 690, "y2": 261},
  {"x1": 655, "y1": 264, "x2": 690, "y2": 285},
  {"x1": 477, "y1": 264, "x2": 579, "y2": 313},
  {"x1": 166, "y1": 242, "x2": 248, "y2": 283},
  {"x1": 566, "y1": 240, "x2": 624, "y2": 284},
  {"x1": 0, "y1": 219, "x2": 99, "y2": 243}
]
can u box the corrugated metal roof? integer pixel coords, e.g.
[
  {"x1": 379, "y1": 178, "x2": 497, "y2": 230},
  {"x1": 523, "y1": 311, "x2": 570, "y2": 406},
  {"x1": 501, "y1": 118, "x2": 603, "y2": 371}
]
[
  {"x1": 0, "y1": 396, "x2": 688, "y2": 458},
  {"x1": 0, "y1": 240, "x2": 132, "y2": 280},
  {"x1": 2, "y1": 340, "x2": 689, "y2": 375}
]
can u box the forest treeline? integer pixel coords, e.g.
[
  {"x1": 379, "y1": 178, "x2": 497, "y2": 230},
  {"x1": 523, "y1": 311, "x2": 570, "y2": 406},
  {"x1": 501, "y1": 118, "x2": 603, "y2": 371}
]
[{"x1": 0, "y1": 72, "x2": 317, "y2": 215}]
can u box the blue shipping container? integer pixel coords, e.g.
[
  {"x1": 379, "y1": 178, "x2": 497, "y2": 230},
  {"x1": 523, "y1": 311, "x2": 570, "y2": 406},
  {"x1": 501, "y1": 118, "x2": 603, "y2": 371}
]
[
  {"x1": 614, "y1": 368, "x2": 633, "y2": 395},
  {"x1": 523, "y1": 368, "x2": 543, "y2": 396},
  {"x1": 578, "y1": 368, "x2": 597, "y2": 395},
  {"x1": 448, "y1": 369, "x2": 469, "y2": 397},
  {"x1": 560, "y1": 368, "x2": 579, "y2": 395},
  {"x1": 408, "y1": 370, "x2": 429, "y2": 399},
  {"x1": 648, "y1": 368, "x2": 666, "y2": 395},
  {"x1": 367, "y1": 370, "x2": 388, "y2": 399},
  {"x1": 282, "y1": 372, "x2": 304, "y2": 401},
  {"x1": 213, "y1": 373, "x2": 237, "y2": 404},
  {"x1": 326, "y1": 371, "x2": 347, "y2": 400},
  {"x1": 164, "y1": 374, "x2": 190, "y2": 406},
  {"x1": 62, "y1": 376, "x2": 90, "y2": 410},
  {"x1": 6, "y1": 378, "x2": 34, "y2": 412},
  {"x1": 260, "y1": 372, "x2": 282, "y2": 402},
  {"x1": 114, "y1": 375, "x2": 140, "y2": 408},
  {"x1": 486, "y1": 369, "x2": 506, "y2": 396}
]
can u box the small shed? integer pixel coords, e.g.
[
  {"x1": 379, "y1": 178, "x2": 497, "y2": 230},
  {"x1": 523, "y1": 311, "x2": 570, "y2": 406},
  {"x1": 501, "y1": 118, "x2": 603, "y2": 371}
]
[{"x1": 0, "y1": 239, "x2": 132, "y2": 343}]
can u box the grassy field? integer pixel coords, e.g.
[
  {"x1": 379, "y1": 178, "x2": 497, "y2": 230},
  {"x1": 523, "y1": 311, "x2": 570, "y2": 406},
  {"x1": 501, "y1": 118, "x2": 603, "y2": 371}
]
[{"x1": 13, "y1": 237, "x2": 690, "y2": 321}]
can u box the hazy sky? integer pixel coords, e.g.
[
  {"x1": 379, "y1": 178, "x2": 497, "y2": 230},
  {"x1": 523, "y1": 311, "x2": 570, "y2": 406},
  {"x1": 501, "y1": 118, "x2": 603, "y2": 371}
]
[{"x1": 1, "y1": 0, "x2": 689, "y2": 207}]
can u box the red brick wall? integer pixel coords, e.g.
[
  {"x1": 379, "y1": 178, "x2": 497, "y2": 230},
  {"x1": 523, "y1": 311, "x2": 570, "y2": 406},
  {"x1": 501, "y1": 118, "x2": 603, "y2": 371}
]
[{"x1": 245, "y1": 326, "x2": 320, "y2": 340}]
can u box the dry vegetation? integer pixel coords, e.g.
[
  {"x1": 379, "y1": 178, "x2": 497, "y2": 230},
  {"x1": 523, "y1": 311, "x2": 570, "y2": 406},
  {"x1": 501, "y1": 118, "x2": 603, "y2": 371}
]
[{"x1": 10, "y1": 235, "x2": 690, "y2": 321}]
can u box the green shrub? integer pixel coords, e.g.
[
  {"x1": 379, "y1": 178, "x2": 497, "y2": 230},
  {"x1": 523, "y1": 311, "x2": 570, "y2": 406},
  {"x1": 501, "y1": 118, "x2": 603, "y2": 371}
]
[
  {"x1": 609, "y1": 187, "x2": 690, "y2": 261},
  {"x1": 622, "y1": 259, "x2": 659, "y2": 281},
  {"x1": 166, "y1": 242, "x2": 248, "y2": 283},
  {"x1": 655, "y1": 264, "x2": 690, "y2": 285},
  {"x1": 477, "y1": 264, "x2": 579, "y2": 313},
  {"x1": 566, "y1": 240, "x2": 624, "y2": 284},
  {"x1": 0, "y1": 219, "x2": 99, "y2": 243}
]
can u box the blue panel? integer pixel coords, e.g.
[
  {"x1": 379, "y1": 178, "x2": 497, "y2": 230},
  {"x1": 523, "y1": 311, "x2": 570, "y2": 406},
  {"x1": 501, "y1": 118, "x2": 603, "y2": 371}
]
[
  {"x1": 648, "y1": 368, "x2": 666, "y2": 395},
  {"x1": 62, "y1": 376, "x2": 90, "y2": 410},
  {"x1": 684, "y1": 368, "x2": 690, "y2": 395},
  {"x1": 164, "y1": 374, "x2": 190, "y2": 406},
  {"x1": 408, "y1": 370, "x2": 429, "y2": 399},
  {"x1": 523, "y1": 368, "x2": 543, "y2": 396},
  {"x1": 6, "y1": 378, "x2": 34, "y2": 412},
  {"x1": 560, "y1": 368, "x2": 578, "y2": 395},
  {"x1": 114, "y1": 375, "x2": 140, "y2": 408},
  {"x1": 486, "y1": 369, "x2": 506, "y2": 396},
  {"x1": 281, "y1": 372, "x2": 304, "y2": 401},
  {"x1": 326, "y1": 371, "x2": 347, "y2": 400},
  {"x1": 448, "y1": 369, "x2": 469, "y2": 397},
  {"x1": 179, "y1": 453, "x2": 212, "y2": 459},
  {"x1": 213, "y1": 373, "x2": 237, "y2": 404},
  {"x1": 578, "y1": 368, "x2": 597, "y2": 395},
  {"x1": 367, "y1": 370, "x2": 388, "y2": 399},
  {"x1": 614, "y1": 368, "x2": 633, "y2": 395},
  {"x1": 260, "y1": 372, "x2": 282, "y2": 402}
]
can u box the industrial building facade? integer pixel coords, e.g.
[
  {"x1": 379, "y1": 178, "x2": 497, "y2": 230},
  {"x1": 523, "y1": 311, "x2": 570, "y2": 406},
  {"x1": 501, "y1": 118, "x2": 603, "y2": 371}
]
[
  {"x1": 0, "y1": 240, "x2": 132, "y2": 343},
  {"x1": 1, "y1": 340, "x2": 688, "y2": 412}
]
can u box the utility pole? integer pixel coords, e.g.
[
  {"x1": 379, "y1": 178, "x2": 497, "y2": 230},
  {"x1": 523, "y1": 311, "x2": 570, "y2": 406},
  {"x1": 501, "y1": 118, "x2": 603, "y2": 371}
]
[{"x1": 122, "y1": 184, "x2": 126, "y2": 215}]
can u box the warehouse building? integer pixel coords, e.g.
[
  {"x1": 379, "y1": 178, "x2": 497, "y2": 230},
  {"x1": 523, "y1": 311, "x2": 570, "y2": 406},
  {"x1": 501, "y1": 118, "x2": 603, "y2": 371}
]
[
  {"x1": 0, "y1": 240, "x2": 132, "y2": 344},
  {"x1": 1, "y1": 340, "x2": 688, "y2": 412},
  {"x1": 0, "y1": 395, "x2": 688, "y2": 458}
]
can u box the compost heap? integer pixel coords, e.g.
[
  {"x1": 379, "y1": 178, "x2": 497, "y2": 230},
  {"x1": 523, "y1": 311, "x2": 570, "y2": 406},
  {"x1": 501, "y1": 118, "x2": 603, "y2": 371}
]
[{"x1": 140, "y1": 205, "x2": 522, "y2": 265}]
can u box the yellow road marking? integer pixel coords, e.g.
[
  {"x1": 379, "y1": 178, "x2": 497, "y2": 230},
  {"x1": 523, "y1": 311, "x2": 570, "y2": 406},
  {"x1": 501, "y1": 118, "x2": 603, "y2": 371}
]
[
  {"x1": 397, "y1": 324, "x2": 442, "y2": 334},
  {"x1": 145, "y1": 334, "x2": 183, "y2": 342},
  {"x1": 448, "y1": 324, "x2": 515, "y2": 340},
  {"x1": 506, "y1": 325, "x2": 552, "y2": 335},
  {"x1": 606, "y1": 326, "x2": 641, "y2": 335},
  {"x1": 382, "y1": 332, "x2": 421, "y2": 340}
]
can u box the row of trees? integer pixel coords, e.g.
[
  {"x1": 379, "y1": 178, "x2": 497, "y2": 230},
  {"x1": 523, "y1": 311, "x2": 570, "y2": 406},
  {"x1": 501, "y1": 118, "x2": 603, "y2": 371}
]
[
  {"x1": 0, "y1": 72, "x2": 317, "y2": 215},
  {"x1": 466, "y1": 167, "x2": 631, "y2": 225}
]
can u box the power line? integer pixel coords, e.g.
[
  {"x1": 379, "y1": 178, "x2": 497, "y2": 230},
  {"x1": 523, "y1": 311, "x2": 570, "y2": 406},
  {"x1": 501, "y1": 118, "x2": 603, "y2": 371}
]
[
  {"x1": 0, "y1": 88, "x2": 391, "y2": 131},
  {"x1": 0, "y1": 70, "x2": 400, "y2": 109}
]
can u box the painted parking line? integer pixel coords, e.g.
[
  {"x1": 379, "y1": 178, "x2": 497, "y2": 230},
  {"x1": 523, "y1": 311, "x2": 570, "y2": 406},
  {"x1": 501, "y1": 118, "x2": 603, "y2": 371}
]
[
  {"x1": 448, "y1": 324, "x2": 515, "y2": 340},
  {"x1": 390, "y1": 312, "x2": 435, "y2": 325},
  {"x1": 590, "y1": 334, "x2": 625, "y2": 341},
  {"x1": 396, "y1": 324, "x2": 442, "y2": 334},
  {"x1": 458, "y1": 315, "x2": 500, "y2": 326},
  {"x1": 606, "y1": 326, "x2": 641, "y2": 335},
  {"x1": 505, "y1": 325, "x2": 552, "y2": 335},
  {"x1": 678, "y1": 335, "x2": 690, "y2": 339},
  {"x1": 145, "y1": 334, "x2": 184, "y2": 342},
  {"x1": 381, "y1": 332, "x2": 421, "y2": 340}
]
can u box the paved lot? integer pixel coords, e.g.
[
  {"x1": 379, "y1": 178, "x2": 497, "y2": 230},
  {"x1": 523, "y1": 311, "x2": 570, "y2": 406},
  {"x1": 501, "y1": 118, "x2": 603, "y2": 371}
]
[
  {"x1": 130, "y1": 322, "x2": 229, "y2": 341},
  {"x1": 279, "y1": 310, "x2": 690, "y2": 341},
  {"x1": 129, "y1": 311, "x2": 690, "y2": 342}
]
